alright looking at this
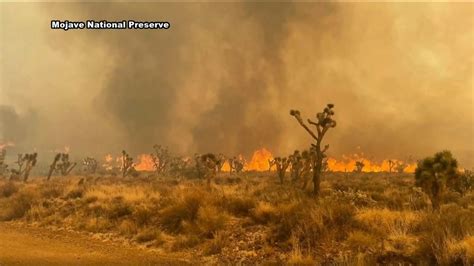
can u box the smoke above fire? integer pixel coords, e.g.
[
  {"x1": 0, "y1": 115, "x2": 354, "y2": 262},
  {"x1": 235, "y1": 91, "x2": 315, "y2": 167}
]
[{"x1": 1, "y1": 3, "x2": 473, "y2": 168}]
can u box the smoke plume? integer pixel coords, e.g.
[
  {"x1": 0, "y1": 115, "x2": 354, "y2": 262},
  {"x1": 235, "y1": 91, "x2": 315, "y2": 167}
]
[{"x1": 1, "y1": 2, "x2": 473, "y2": 167}]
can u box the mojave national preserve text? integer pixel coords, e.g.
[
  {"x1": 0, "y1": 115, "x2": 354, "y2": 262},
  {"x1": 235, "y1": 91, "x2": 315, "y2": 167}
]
[{"x1": 51, "y1": 20, "x2": 171, "y2": 31}]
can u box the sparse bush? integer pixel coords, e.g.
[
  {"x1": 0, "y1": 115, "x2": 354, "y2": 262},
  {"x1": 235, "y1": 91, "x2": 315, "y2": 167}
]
[
  {"x1": 65, "y1": 188, "x2": 84, "y2": 199},
  {"x1": 203, "y1": 231, "x2": 228, "y2": 255},
  {"x1": 0, "y1": 181, "x2": 18, "y2": 198},
  {"x1": 171, "y1": 235, "x2": 202, "y2": 251},
  {"x1": 135, "y1": 228, "x2": 161, "y2": 243},
  {"x1": 40, "y1": 183, "x2": 64, "y2": 199},
  {"x1": 346, "y1": 230, "x2": 379, "y2": 252},
  {"x1": 251, "y1": 201, "x2": 279, "y2": 224},
  {"x1": 222, "y1": 196, "x2": 256, "y2": 217},
  {"x1": 196, "y1": 205, "x2": 228, "y2": 238},
  {"x1": 159, "y1": 189, "x2": 203, "y2": 233},
  {"x1": 106, "y1": 197, "x2": 133, "y2": 220},
  {"x1": 0, "y1": 192, "x2": 34, "y2": 220},
  {"x1": 118, "y1": 219, "x2": 138, "y2": 236},
  {"x1": 133, "y1": 205, "x2": 155, "y2": 227}
]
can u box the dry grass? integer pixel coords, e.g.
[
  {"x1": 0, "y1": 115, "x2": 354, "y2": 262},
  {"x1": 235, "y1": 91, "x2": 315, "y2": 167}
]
[{"x1": 0, "y1": 172, "x2": 472, "y2": 264}]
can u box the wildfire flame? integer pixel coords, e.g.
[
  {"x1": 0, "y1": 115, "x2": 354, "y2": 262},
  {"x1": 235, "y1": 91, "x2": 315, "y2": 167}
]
[
  {"x1": 0, "y1": 141, "x2": 15, "y2": 149},
  {"x1": 134, "y1": 154, "x2": 155, "y2": 171},
  {"x1": 101, "y1": 148, "x2": 416, "y2": 174},
  {"x1": 245, "y1": 148, "x2": 274, "y2": 171},
  {"x1": 326, "y1": 155, "x2": 416, "y2": 173}
]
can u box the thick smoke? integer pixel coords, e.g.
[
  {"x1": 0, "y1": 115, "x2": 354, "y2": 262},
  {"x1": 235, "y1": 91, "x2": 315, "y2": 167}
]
[{"x1": 1, "y1": 3, "x2": 473, "y2": 167}]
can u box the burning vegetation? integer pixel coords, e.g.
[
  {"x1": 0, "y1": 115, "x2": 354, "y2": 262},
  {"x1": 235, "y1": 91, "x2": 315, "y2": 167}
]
[{"x1": 0, "y1": 104, "x2": 472, "y2": 265}]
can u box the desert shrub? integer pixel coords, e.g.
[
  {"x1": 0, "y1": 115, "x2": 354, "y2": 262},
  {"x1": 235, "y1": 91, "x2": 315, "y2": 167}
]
[
  {"x1": 287, "y1": 243, "x2": 316, "y2": 265},
  {"x1": 346, "y1": 230, "x2": 379, "y2": 252},
  {"x1": 0, "y1": 192, "x2": 34, "y2": 220},
  {"x1": 159, "y1": 189, "x2": 203, "y2": 233},
  {"x1": 106, "y1": 197, "x2": 133, "y2": 220},
  {"x1": 40, "y1": 183, "x2": 64, "y2": 199},
  {"x1": 0, "y1": 181, "x2": 18, "y2": 198},
  {"x1": 118, "y1": 219, "x2": 138, "y2": 236},
  {"x1": 196, "y1": 205, "x2": 228, "y2": 238},
  {"x1": 83, "y1": 217, "x2": 113, "y2": 233},
  {"x1": 135, "y1": 228, "x2": 161, "y2": 243},
  {"x1": 221, "y1": 195, "x2": 256, "y2": 217},
  {"x1": 203, "y1": 231, "x2": 228, "y2": 255},
  {"x1": 133, "y1": 205, "x2": 155, "y2": 227},
  {"x1": 417, "y1": 204, "x2": 474, "y2": 264},
  {"x1": 65, "y1": 188, "x2": 84, "y2": 199},
  {"x1": 171, "y1": 235, "x2": 202, "y2": 251},
  {"x1": 355, "y1": 209, "x2": 423, "y2": 237},
  {"x1": 443, "y1": 190, "x2": 462, "y2": 205},
  {"x1": 321, "y1": 200, "x2": 356, "y2": 229},
  {"x1": 251, "y1": 201, "x2": 279, "y2": 224}
]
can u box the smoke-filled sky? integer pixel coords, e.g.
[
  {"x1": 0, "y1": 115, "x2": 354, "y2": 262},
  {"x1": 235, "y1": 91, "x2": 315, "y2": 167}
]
[{"x1": 1, "y1": 2, "x2": 473, "y2": 167}]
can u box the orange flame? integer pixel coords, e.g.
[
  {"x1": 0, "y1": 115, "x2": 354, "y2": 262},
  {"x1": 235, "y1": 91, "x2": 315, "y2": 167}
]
[
  {"x1": 134, "y1": 154, "x2": 155, "y2": 171},
  {"x1": 0, "y1": 141, "x2": 15, "y2": 149},
  {"x1": 326, "y1": 154, "x2": 416, "y2": 173},
  {"x1": 245, "y1": 148, "x2": 274, "y2": 171},
  {"x1": 221, "y1": 161, "x2": 231, "y2": 172}
]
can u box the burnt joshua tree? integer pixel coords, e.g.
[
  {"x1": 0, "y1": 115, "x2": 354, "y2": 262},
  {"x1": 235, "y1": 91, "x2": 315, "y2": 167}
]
[
  {"x1": 0, "y1": 149, "x2": 7, "y2": 177},
  {"x1": 388, "y1": 160, "x2": 395, "y2": 173},
  {"x1": 82, "y1": 157, "x2": 98, "y2": 174},
  {"x1": 395, "y1": 161, "x2": 406, "y2": 173},
  {"x1": 47, "y1": 153, "x2": 77, "y2": 180},
  {"x1": 195, "y1": 153, "x2": 220, "y2": 186},
  {"x1": 354, "y1": 160, "x2": 365, "y2": 173},
  {"x1": 121, "y1": 150, "x2": 135, "y2": 177},
  {"x1": 415, "y1": 150, "x2": 458, "y2": 211},
  {"x1": 274, "y1": 157, "x2": 290, "y2": 184},
  {"x1": 290, "y1": 104, "x2": 336, "y2": 197},
  {"x1": 300, "y1": 150, "x2": 314, "y2": 189},
  {"x1": 289, "y1": 150, "x2": 303, "y2": 184},
  {"x1": 229, "y1": 156, "x2": 244, "y2": 173},
  {"x1": 22, "y1": 153, "x2": 37, "y2": 182},
  {"x1": 151, "y1": 145, "x2": 171, "y2": 174},
  {"x1": 268, "y1": 158, "x2": 276, "y2": 172}
]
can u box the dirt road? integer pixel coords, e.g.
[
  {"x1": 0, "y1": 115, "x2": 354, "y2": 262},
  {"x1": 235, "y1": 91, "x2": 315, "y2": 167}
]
[{"x1": 0, "y1": 222, "x2": 190, "y2": 265}]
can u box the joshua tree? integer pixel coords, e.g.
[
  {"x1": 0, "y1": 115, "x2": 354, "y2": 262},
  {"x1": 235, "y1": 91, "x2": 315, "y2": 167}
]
[
  {"x1": 47, "y1": 153, "x2": 61, "y2": 180},
  {"x1": 195, "y1": 153, "x2": 220, "y2": 186},
  {"x1": 289, "y1": 150, "x2": 303, "y2": 184},
  {"x1": 268, "y1": 158, "x2": 276, "y2": 172},
  {"x1": 388, "y1": 160, "x2": 395, "y2": 173},
  {"x1": 82, "y1": 157, "x2": 98, "y2": 174},
  {"x1": 47, "y1": 153, "x2": 77, "y2": 180},
  {"x1": 274, "y1": 157, "x2": 290, "y2": 184},
  {"x1": 290, "y1": 104, "x2": 336, "y2": 197},
  {"x1": 321, "y1": 157, "x2": 329, "y2": 173},
  {"x1": 22, "y1": 153, "x2": 37, "y2": 182},
  {"x1": 449, "y1": 170, "x2": 473, "y2": 196},
  {"x1": 57, "y1": 153, "x2": 77, "y2": 176},
  {"x1": 0, "y1": 149, "x2": 8, "y2": 177},
  {"x1": 300, "y1": 150, "x2": 314, "y2": 189},
  {"x1": 354, "y1": 160, "x2": 365, "y2": 173},
  {"x1": 121, "y1": 150, "x2": 135, "y2": 177},
  {"x1": 216, "y1": 153, "x2": 226, "y2": 172},
  {"x1": 415, "y1": 150, "x2": 458, "y2": 211},
  {"x1": 395, "y1": 161, "x2": 407, "y2": 173},
  {"x1": 229, "y1": 156, "x2": 244, "y2": 173},
  {"x1": 151, "y1": 145, "x2": 171, "y2": 174}
]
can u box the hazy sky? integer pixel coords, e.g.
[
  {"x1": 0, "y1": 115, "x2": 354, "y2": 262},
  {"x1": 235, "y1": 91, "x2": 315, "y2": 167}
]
[{"x1": 1, "y1": 2, "x2": 473, "y2": 167}]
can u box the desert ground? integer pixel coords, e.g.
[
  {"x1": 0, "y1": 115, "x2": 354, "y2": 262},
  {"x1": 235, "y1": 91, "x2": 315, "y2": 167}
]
[{"x1": 0, "y1": 171, "x2": 473, "y2": 265}]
